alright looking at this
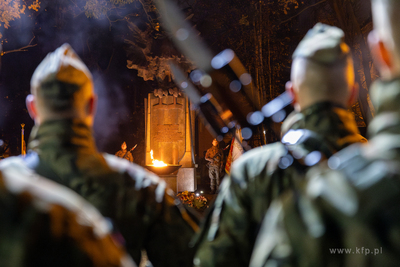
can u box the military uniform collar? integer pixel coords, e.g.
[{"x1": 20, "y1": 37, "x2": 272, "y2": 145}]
[
  {"x1": 302, "y1": 101, "x2": 346, "y2": 115},
  {"x1": 28, "y1": 119, "x2": 97, "y2": 153},
  {"x1": 282, "y1": 101, "x2": 347, "y2": 135},
  {"x1": 281, "y1": 101, "x2": 364, "y2": 150}
]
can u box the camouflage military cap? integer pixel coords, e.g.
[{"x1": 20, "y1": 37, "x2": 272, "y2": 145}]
[
  {"x1": 292, "y1": 23, "x2": 350, "y2": 64},
  {"x1": 30, "y1": 43, "x2": 92, "y2": 94}
]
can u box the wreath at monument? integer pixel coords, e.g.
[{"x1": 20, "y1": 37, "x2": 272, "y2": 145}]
[{"x1": 177, "y1": 190, "x2": 209, "y2": 211}]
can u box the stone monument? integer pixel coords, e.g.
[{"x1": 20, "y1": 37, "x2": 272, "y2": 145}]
[{"x1": 145, "y1": 88, "x2": 196, "y2": 192}]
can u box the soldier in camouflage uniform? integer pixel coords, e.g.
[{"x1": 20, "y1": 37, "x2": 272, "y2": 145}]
[
  {"x1": 193, "y1": 24, "x2": 367, "y2": 267},
  {"x1": 205, "y1": 139, "x2": 223, "y2": 193},
  {"x1": 5, "y1": 43, "x2": 199, "y2": 267},
  {"x1": 115, "y1": 142, "x2": 134, "y2": 162},
  {"x1": 250, "y1": 1, "x2": 400, "y2": 266},
  {"x1": 0, "y1": 159, "x2": 136, "y2": 267}
]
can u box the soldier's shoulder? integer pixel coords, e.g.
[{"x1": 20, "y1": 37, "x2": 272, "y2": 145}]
[
  {"x1": 230, "y1": 142, "x2": 287, "y2": 184},
  {"x1": 0, "y1": 156, "x2": 136, "y2": 267},
  {"x1": 102, "y1": 153, "x2": 172, "y2": 194},
  {"x1": 1, "y1": 156, "x2": 111, "y2": 230},
  {"x1": 0, "y1": 155, "x2": 34, "y2": 179},
  {"x1": 305, "y1": 140, "x2": 400, "y2": 216},
  {"x1": 324, "y1": 142, "x2": 381, "y2": 188}
]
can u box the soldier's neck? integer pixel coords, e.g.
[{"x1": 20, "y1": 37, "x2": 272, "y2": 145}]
[{"x1": 28, "y1": 119, "x2": 97, "y2": 154}]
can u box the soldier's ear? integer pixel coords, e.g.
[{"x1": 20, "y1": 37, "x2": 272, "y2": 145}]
[
  {"x1": 348, "y1": 83, "x2": 359, "y2": 107},
  {"x1": 285, "y1": 81, "x2": 299, "y2": 111},
  {"x1": 368, "y1": 30, "x2": 394, "y2": 79},
  {"x1": 86, "y1": 95, "x2": 97, "y2": 117},
  {"x1": 26, "y1": 94, "x2": 38, "y2": 122}
]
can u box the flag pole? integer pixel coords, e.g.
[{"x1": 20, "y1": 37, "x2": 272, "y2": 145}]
[{"x1": 21, "y1": 123, "x2": 26, "y2": 156}]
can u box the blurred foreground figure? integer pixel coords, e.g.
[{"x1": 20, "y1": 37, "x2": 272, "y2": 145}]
[
  {"x1": 0, "y1": 160, "x2": 135, "y2": 267},
  {"x1": 193, "y1": 24, "x2": 366, "y2": 267},
  {"x1": 2, "y1": 43, "x2": 198, "y2": 266},
  {"x1": 250, "y1": 1, "x2": 400, "y2": 266}
]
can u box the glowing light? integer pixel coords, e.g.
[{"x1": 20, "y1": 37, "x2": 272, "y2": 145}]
[
  {"x1": 228, "y1": 121, "x2": 236, "y2": 128},
  {"x1": 241, "y1": 127, "x2": 253, "y2": 140},
  {"x1": 176, "y1": 28, "x2": 189, "y2": 41},
  {"x1": 239, "y1": 73, "x2": 252, "y2": 85},
  {"x1": 150, "y1": 150, "x2": 167, "y2": 167},
  {"x1": 262, "y1": 97, "x2": 284, "y2": 117},
  {"x1": 272, "y1": 110, "x2": 286, "y2": 123},
  {"x1": 181, "y1": 81, "x2": 188, "y2": 88},
  {"x1": 211, "y1": 57, "x2": 225, "y2": 69},
  {"x1": 190, "y1": 70, "x2": 203, "y2": 83},
  {"x1": 328, "y1": 156, "x2": 340, "y2": 170},
  {"x1": 304, "y1": 151, "x2": 322, "y2": 166},
  {"x1": 200, "y1": 74, "x2": 212, "y2": 87},
  {"x1": 262, "y1": 93, "x2": 292, "y2": 118},
  {"x1": 211, "y1": 49, "x2": 235, "y2": 69},
  {"x1": 247, "y1": 111, "x2": 264, "y2": 125},
  {"x1": 282, "y1": 130, "x2": 304, "y2": 145},
  {"x1": 278, "y1": 155, "x2": 294, "y2": 169},
  {"x1": 229, "y1": 80, "x2": 242, "y2": 92}
]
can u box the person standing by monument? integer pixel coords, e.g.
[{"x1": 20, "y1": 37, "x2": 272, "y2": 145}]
[
  {"x1": 205, "y1": 139, "x2": 223, "y2": 193},
  {"x1": 115, "y1": 141, "x2": 134, "y2": 162},
  {"x1": 17, "y1": 43, "x2": 198, "y2": 267}
]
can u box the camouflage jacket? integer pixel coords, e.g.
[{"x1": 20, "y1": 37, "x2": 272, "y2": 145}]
[
  {"x1": 115, "y1": 149, "x2": 134, "y2": 162},
  {"x1": 18, "y1": 119, "x2": 198, "y2": 267},
  {"x1": 250, "y1": 79, "x2": 400, "y2": 267},
  {"x1": 0, "y1": 157, "x2": 135, "y2": 267},
  {"x1": 205, "y1": 146, "x2": 223, "y2": 167},
  {"x1": 193, "y1": 102, "x2": 366, "y2": 267}
]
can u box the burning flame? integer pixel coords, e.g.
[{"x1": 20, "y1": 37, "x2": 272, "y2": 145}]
[{"x1": 150, "y1": 150, "x2": 167, "y2": 167}]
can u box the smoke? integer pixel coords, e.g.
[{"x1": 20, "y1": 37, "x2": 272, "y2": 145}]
[
  {"x1": 92, "y1": 71, "x2": 129, "y2": 151},
  {"x1": 0, "y1": 0, "x2": 146, "y2": 154}
]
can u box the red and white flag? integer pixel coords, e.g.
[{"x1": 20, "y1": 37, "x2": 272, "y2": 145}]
[{"x1": 225, "y1": 129, "x2": 244, "y2": 174}]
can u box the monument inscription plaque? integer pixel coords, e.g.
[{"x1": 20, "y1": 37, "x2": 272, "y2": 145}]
[
  {"x1": 150, "y1": 96, "x2": 185, "y2": 165},
  {"x1": 145, "y1": 92, "x2": 196, "y2": 192}
]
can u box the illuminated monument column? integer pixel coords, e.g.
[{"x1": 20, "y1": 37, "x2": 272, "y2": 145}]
[{"x1": 145, "y1": 92, "x2": 196, "y2": 192}]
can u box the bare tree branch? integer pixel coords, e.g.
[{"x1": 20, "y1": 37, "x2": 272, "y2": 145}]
[
  {"x1": 279, "y1": 0, "x2": 328, "y2": 25},
  {"x1": 2, "y1": 36, "x2": 37, "y2": 56},
  {"x1": 106, "y1": 49, "x2": 115, "y2": 72}
]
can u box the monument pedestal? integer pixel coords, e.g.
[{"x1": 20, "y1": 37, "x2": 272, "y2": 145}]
[
  {"x1": 158, "y1": 168, "x2": 196, "y2": 193},
  {"x1": 177, "y1": 168, "x2": 196, "y2": 192},
  {"x1": 159, "y1": 175, "x2": 178, "y2": 193}
]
